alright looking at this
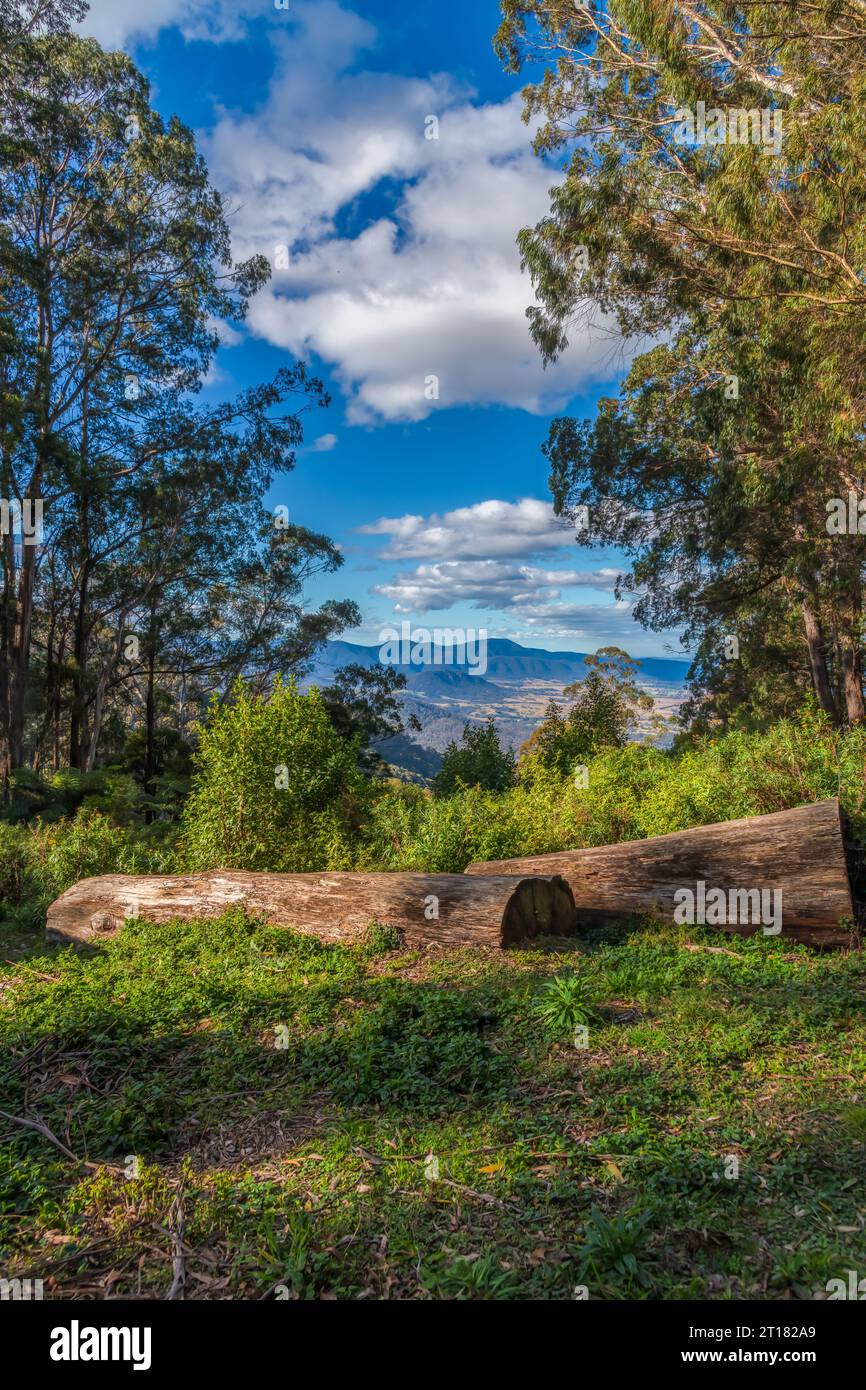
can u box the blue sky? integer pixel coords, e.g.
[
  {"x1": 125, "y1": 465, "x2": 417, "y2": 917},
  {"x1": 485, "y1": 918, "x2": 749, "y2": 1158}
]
[{"x1": 81, "y1": 0, "x2": 683, "y2": 660}]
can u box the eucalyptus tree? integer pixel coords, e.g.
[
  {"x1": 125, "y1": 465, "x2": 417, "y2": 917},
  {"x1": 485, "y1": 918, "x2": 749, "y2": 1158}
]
[
  {"x1": 496, "y1": 1, "x2": 866, "y2": 723},
  {"x1": 1, "y1": 12, "x2": 355, "y2": 782}
]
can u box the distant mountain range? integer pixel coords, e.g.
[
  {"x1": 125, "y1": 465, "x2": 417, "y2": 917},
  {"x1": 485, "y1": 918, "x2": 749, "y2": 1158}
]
[
  {"x1": 303, "y1": 638, "x2": 691, "y2": 779},
  {"x1": 307, "y1": 638, "x2": 690, "y2": 687}
]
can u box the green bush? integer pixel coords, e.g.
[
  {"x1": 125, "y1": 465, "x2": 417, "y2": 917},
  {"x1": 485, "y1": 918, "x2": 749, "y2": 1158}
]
[
  {"x1": 520, "y1": 646, "x2": 655, "y2": 775},
  {"x1": 350, "y1": 706, "x2": 866, "y2": 872},
  {"x1": 573, "y1": 705, "x2": 866, "y2": 844},
  {"x1": 0, "y1": 767, "x2": 145, "y2": 826},
  {"x1": 180, "y1": 677, "x2": 368, "y2": 873},
  {"x1": 353, "y1": 774, "x2": 588, "y2": 873},
  {"x1": 0, "y1": 811, "x2": 174, "y2": 930},
  {"x1": 432, "y1": 719, "x2": 516, "y2": 796}
]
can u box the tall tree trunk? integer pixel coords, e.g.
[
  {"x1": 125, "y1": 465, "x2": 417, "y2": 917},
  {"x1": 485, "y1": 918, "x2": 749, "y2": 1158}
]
[
  {"x1": 69, "y1": 378, "x2": 92, "y2": 770},
  {"x1": 52, "y1": 632, "x2": 65, "y2": 773},
  {"x1": 8, "y1": 525, "x2": 38, "y2": 769},
  {"x1": 68, "y1": 556, "x2": 90, "y2": 770},
  {"x1": 144, "y1": 629, "x2": 156, "y2": 824},
  {"x1": 840, "y1": 638, "x2": 866, "y2": 724},
  {"x1": 802, "y1": 594, "x2": 840, "y2": 722},
  {"x1": 836, "y1": 560, "x2": 866, "y2": 725},
  {"x1": 10, "y1": 231, "x2": 54, "y2": 774},
  {"x1": 84, "y1": 620, "x2": 130, "y2": 772},
  {"x1": 0, "y1": 451, "x2": 15, "y2": 800}
]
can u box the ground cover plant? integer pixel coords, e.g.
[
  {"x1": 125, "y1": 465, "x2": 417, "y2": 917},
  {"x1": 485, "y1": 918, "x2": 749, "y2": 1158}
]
[{"x1": 2, "y1": 909, "x2": 864, "y2": 1300}]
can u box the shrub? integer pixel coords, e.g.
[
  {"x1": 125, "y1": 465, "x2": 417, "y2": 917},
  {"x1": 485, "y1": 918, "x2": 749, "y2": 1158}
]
[
  {"x1": 353, "y1": 775, "x2": 588, "y2": 873},
  {"x1": 0, "y1": 811, "x2": 174, "y2": 931},
  {"x1": 350, "y1": 705, "x2": 866, "y2": 872},
  {"x1": 432, "y1": 720, "x2": 516, "y2": 797},
  {"x1": 519, "y1": 647, "x2": 655, "y2": 775},
  {"x1": 181, "y1": 677, "x2": 368, "y2": 873},
  {"x1": 0, "y1": 767, "x2": 145, "y2": 826},
  {"x1": 574, "y1": 706, "x2": 866, "y2": 845}
]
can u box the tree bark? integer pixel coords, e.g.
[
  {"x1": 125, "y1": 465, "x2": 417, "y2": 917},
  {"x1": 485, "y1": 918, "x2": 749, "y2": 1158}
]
[
  {"x1": 45, "y1": 870, "x2": 578, "y2": 948},
  {"x1": 802, "y1": 595, "x2": 839, "y2": 721},
  {"x1": 69, "y1": 551, "x2": 91, "y2": 771},
  {"x1": 143, "y1": 614, "x2": 157, "y2": 822},
  {"x1": 8, "y1": 523, "x2": 37, "y2": 769},
  {"x1": 0, "y1": 450, "x2": 15, "y2": 800},
  {"x1": 466, "y1": 798, "x2": 856, "y2": 946},
  {"x1": 840, "y1": 600, "x2": 866, "y2": 725},
  {"x1": 832, "y1": 556, "x2": 866, "y2": 725}
]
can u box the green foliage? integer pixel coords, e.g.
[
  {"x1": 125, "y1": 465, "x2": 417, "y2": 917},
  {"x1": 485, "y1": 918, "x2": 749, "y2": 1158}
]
[
  {"x1": 495, "y1": 3, "x2": 866, "y2": 727},
  {"x1": 432, "y1": 719, "x2": 516, "y2": 797},
  {"x1": 576, "y1": 707, "x2": 866, "y2": 846},
  {"x1": 0, "y1": 768, "x2": 140, "y2": 826},
  {"x1": 0, "y1": 15, "x2": 357, "y2": 781},
  {"x1": 359, "y1": 920, "x2": 405, "y2": 956},
  {"x1": 352, "y1": 704, "x2": 866, "y2": 872},
  {"x1": 578, "y1": 1208, "x2": 656, "y2": 1295},
  {"x1": 533, "y1": 970, "x2": 599, "y2": 1037},
  {"x1": 0, "y1": 811, "x2": 173, "y2": 931},
  {"x1": 320, "y1": 663, "x2": 419, "y2": 774},
  {"x1": 120, "y1": 725, "x2": 193, "y2": 821},
  {"x1": 317, "y1": 983, "x2": 505, "y2": 1111},
  {"x1": 354, "y1": 775, "x2": 581, "y2": 873},
  {"x1": 35, "y1": 812, "x2": 172, "y2": 899},
  {"x1": 180, "y1": 677, "x2": 367, "y2": 873},
  {"x1": 521, "y1": 647, "x2": 655, "y2": 774}
]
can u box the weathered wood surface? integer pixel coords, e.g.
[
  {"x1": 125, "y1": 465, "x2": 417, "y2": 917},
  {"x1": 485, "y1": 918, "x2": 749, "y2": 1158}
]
[
  {"x1": 466, "y1": 798, "x2": 856, "y2": 946},
  {"x1": 45, "y1": 870, "x2": 577, "y2": 948}
]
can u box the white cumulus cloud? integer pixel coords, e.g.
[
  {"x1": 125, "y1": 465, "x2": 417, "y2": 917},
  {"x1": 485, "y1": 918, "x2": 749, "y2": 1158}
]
[
  {"x1": 372, "y1": 559, "x2": 620, "y2": 614},
  {"x1": 80, "y1": 0, "x2": 260, "y2": 49},
  {"x1": 202, "y1": 3, "x2": 622, "y2": 422},
  {"x1": 359, "y1": 498, "x2": 579, "y2": 561},
  {"x1": 79, "y1": 0, "x2": 623, "y2": 422}
]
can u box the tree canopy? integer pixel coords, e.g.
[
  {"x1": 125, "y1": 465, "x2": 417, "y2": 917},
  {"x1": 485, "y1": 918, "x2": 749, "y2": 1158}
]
[
  {"x1": 433, "y1": 719, "x2": 517, "y2": 796},
  {"x1": 496, "y1": 0, "x2": 866, "y2": 727},
  {"x1": 0, "y1": 3, "x2": 358, "y2": 798}
]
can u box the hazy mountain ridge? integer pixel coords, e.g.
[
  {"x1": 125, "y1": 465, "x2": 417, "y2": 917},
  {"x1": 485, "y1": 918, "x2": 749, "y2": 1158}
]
[
  {"x1": 304, "y1": 639, "x2": 689, "y2": 771},
  {"x1": 306, "y1": 638, "x2": 691, "y2": 687}
]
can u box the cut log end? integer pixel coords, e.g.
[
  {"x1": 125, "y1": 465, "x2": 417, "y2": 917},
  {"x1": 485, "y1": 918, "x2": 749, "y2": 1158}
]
[{"x1": 502, "y1": 875, "x2": 576, "y2": 945}]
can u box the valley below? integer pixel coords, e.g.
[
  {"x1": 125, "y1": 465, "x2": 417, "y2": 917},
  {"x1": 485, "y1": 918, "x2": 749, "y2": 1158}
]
[{"x1": 305, "y1": 638, "x2": 689, "y2": 778}]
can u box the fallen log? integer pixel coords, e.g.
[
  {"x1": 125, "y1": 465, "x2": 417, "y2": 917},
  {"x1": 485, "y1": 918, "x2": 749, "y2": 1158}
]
[
  {"x1": 45, "y1": 870, "x2": 577, "y2": 949},
  {"x1": 465, "y1": 798, "x2": 856, "y2": 946}
]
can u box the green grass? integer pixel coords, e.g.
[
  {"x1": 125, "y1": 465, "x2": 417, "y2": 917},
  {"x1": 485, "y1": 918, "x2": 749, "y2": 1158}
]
[{"x1": 1, "y1": 911, "x2": 865, "y2": 1300}]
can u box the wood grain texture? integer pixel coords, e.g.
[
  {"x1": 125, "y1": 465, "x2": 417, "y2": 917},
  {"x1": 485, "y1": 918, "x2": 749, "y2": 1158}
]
[
  {"x1": 466, "y1": 798, "x2": 856, "y2": 946},
  {"x1": 45, "y1": 870, "x2": 577, "y2": 948}
]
